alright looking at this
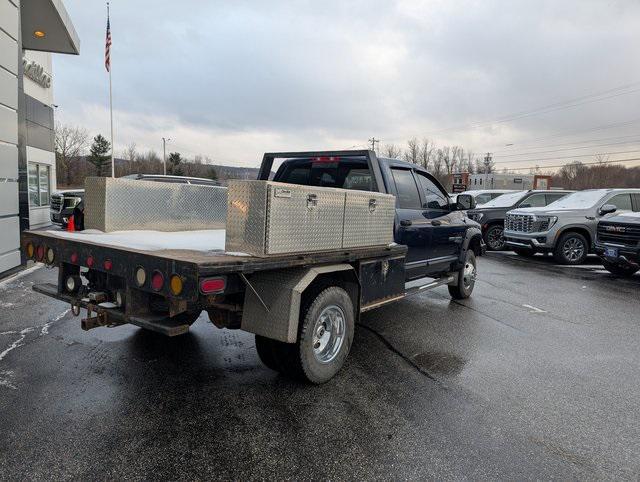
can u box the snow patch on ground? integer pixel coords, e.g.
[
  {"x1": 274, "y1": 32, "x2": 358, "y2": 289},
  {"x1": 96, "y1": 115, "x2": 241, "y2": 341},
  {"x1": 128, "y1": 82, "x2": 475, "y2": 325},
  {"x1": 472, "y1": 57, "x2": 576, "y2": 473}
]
[
  {"x1": 41, "y1": 309, "x2": 70, "y2": 336},
  {"x1": 0, "y1": 265, "x2": 43, "y2": 290},
  {"x1": 0, "y1": 371, "x2": 17, "y2": 390},
  {"x1": 0, "y1": 328, "x2": 34, "y2": 362},
  {"x1": 48, "y1": 229, "x2": 228, "y2": 252}
]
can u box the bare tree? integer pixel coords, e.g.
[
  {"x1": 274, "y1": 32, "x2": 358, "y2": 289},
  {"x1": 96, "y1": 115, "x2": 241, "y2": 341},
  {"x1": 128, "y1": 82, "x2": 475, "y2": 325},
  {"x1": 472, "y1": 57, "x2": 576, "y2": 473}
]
[
  {"x1": 55, "y1": 124, "x2": 89, "y2": 186},
  {"x1": 381, "y1": 143, "x2": 402, "y2": 158},
  {"x1": 403, "y1": 137, "x2": 420, "y2": 165},
  {"x1": 464, "y1": 151, "x2": 475, "y2": 173},
  {"x1": 419, "y1": 138, "x2": 435, "y2": 170},
  {"x1": 122, "y1": 142, "x2": 137, "y2": 162}
]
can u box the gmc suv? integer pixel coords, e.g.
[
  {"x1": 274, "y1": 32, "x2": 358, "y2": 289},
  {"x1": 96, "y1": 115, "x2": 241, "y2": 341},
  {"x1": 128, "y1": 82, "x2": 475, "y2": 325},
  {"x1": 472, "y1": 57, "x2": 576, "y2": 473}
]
[
  {"x1": 504, "y1": 189, "x2": 640, "y2": 264},
  {"x1": 466, "y1": 190, "x2": 573, "y2": 251}
]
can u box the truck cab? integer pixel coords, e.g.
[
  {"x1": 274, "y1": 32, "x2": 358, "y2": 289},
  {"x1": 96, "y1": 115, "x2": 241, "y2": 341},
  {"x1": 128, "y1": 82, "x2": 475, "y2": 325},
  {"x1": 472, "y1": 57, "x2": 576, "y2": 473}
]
[{"x1": 268, "y1": 153, "x2": 483, "y2": 281}]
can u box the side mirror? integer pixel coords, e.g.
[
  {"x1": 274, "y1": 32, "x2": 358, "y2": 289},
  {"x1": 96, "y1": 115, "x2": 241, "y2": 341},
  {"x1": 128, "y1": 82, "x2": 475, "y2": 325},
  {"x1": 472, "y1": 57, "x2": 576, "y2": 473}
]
[
  {"x1": 456, "y1": 194, "x2": 476, "y2": 210},
  {"x1": 599, "y1": 204, "x2": 617, "y2": 216}
]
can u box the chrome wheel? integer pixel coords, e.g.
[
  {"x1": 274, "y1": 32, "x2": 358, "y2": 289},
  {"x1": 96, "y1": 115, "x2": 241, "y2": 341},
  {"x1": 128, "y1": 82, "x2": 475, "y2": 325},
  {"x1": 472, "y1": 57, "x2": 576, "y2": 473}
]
[
  {"x1": 486, "y1": 226, "x2": 505, "y2": 250},
  {"x1": 562, "y1": 237, "x2": 585, "y2": 262},
  {"x1": 312, "y1": 305, "x2": 345, "y2": 364},
  {"x1": 462, "y1": 258, "x2": 477, "y2": 290}
]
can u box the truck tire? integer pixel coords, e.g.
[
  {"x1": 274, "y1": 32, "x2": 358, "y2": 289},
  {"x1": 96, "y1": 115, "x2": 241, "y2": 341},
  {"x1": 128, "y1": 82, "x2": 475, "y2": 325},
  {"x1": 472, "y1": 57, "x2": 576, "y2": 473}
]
[
  {"x1": 448, "y1": 251, "x2": 477, "y2": 299},
  {"x1": 266, "y1": 286, "x2": 355, "y2": 384},
  {"x1": 255, "y1": 335, "x2": 281, "y2": 372},
  {"x1": 553, "y1": 232, "x2": 588, "y2": 265},
  {"x1": 484, "y1": 224, "x2": 505, "y2": 251},
  {"x1": 602, "y1": 260, "x2": 639, "y2": 277}
]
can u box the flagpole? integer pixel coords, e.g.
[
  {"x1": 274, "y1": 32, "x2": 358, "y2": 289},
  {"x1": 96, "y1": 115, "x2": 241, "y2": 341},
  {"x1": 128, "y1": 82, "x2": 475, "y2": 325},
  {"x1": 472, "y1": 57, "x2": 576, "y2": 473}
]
[{"x1": 107, "y1": 2, "x2": 114, "y2": 178}]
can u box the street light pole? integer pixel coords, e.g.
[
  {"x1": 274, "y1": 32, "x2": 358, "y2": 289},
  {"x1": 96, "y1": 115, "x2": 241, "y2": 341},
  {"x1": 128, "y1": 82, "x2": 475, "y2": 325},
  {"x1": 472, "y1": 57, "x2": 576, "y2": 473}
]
[{"x1": 162, "y1": 137, "x2": 171, "y2": 175}]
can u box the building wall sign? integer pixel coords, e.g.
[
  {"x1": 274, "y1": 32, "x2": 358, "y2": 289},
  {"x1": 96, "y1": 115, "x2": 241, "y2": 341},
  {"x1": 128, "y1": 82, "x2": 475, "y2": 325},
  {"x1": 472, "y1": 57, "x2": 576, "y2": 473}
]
[{"x1": 23, "y1": 58, "x2": 52, "y2": 88}]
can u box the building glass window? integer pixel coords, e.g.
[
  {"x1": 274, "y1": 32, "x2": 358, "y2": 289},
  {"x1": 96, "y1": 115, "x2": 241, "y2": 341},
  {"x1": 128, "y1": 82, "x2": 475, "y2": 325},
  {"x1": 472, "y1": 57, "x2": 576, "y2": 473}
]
[{"x1": 28, "y1": 163, "x2": 50, "y2": 207}]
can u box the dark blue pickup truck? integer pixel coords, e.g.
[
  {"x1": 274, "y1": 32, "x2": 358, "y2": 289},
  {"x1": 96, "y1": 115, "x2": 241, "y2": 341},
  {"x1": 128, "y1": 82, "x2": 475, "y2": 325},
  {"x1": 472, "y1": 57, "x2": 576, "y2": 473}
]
[{"x1": 22, "y1": 150, "x2": 483, "y2": 383}]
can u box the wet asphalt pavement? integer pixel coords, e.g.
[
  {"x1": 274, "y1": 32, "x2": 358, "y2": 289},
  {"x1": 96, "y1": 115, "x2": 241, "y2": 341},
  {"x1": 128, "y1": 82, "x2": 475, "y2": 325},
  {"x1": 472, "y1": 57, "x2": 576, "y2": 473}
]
[{"x1": 1, "y1": 253, "x2": 639, "y2": 480}]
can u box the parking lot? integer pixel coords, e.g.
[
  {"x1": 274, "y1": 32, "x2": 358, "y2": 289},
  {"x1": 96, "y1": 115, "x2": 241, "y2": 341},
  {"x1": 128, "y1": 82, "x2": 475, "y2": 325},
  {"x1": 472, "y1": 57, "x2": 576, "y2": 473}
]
[{"x1": 0, "y1": 252, "x2": 639, "y2": 480}]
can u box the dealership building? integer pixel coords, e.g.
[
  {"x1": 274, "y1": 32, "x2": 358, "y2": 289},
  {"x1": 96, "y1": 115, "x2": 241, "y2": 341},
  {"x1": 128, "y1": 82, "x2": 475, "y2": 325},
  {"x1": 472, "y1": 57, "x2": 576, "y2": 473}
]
[{"x1": 0, "y1": 0, "x2": 79, "y2": 276}]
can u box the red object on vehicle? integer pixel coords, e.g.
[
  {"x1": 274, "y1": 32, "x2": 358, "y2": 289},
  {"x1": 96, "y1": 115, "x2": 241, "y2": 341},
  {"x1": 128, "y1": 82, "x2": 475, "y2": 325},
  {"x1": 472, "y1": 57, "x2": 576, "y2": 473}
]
[
  {"x1": 103, "y1": 259, "x2": 113, "y2": 271},
  {"x1": 67, "y1": 215, "x2": 75, "y2": 232},
  {"x1": 86, "y1": 256, "x2": 94, "y2": 268},
  {"x1": 70, "y1": 252, "x2": 78, "y2": 264},
  {"x1": 151, "y1": 271, "x2": 164, "y2": 291},
  {"x1": 36, "y1": 245, "x2": 44, "y2": 261},
  {"x1": 199, "y1": 277, "x2": 226, "y2": 294}
]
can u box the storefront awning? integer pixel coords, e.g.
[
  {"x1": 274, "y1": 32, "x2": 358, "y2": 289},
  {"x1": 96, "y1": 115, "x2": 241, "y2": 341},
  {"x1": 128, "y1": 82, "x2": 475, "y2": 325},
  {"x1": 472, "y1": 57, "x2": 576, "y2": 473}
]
[{"x1": 20, "y1": 0, "x2": 80, "y2": 55}]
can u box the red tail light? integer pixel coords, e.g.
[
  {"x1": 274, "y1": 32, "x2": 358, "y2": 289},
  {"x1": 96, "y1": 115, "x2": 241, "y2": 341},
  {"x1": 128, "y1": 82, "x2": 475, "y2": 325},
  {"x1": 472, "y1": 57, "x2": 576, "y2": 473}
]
[
  {"x1": 86, "y1": 256, "x2": 94, "y2": 268},
  {"x1": 36, "y1": 245, "x2": 44, "y2": 261},
  {"x1": 103, "y1": 259, "x2": 113, "y2": 271},
  {"x1": 200, "y1": 277, "x2": 226, "y2": 294},
  {"x1": 151, "y1": 271, "x2": 164, "y2": 291},
  {"x1": 70, "y1": 252, "x2": 78, "y2": 264}
]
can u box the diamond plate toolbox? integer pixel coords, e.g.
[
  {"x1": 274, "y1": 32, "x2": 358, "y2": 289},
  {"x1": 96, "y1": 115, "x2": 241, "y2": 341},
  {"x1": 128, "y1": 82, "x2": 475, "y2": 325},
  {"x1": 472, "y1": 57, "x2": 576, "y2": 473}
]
[
  {"x1": 84, "y1": 177, "x2": 227, "y2": 232},
  {"x1": 225, "y1": 180, "x2": 395, "y2": 256},
  {"x1": 343, "y1": 190, "x2": 395, "y2": 248}
]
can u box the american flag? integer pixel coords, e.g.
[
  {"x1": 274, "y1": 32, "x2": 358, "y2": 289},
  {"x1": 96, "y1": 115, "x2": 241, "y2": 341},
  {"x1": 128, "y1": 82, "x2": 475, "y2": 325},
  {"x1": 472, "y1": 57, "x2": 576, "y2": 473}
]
[{"x1": 105, "y1": 14, "x2": 112, "y2": 72}]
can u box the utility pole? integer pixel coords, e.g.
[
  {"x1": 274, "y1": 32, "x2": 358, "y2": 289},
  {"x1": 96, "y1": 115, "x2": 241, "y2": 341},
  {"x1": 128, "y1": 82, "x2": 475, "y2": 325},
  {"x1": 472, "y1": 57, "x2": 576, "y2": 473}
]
[
  {"x1": 368, "y1": 137, "x2": 380, "y2": 153},
  {"x1": 162, "y1": 137, "x2": 171, "y2": 175},
  {"x1": 483, "y1": 152, "x2": 492, "y2": 188}
]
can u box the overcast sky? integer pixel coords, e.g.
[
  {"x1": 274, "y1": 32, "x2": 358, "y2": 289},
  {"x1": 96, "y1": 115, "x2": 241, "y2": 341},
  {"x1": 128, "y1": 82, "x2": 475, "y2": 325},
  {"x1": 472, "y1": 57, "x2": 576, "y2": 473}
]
[{"x1": 53, "y1": 0, "x2": 640, "y2": 169}]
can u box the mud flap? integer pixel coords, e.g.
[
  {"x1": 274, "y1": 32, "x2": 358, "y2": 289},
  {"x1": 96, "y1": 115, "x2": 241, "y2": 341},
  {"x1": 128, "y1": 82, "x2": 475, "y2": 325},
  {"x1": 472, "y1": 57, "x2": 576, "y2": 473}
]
[{"x1": 240, "y1": 264, "x2": 354, "y2": 343}]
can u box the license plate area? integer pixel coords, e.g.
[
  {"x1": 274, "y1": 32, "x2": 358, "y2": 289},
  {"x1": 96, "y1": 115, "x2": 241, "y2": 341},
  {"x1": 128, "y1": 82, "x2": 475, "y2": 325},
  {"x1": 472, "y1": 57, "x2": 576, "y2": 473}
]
[{"x1": 604, "y1": 247, "x2": 618, "y2": 258}]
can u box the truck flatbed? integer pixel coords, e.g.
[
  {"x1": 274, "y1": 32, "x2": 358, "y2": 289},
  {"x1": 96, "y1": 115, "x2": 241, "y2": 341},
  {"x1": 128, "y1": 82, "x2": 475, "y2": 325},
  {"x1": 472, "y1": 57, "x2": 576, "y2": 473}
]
[{"x1": 23, "y1": 229, "x2": 407, "y2": 276}]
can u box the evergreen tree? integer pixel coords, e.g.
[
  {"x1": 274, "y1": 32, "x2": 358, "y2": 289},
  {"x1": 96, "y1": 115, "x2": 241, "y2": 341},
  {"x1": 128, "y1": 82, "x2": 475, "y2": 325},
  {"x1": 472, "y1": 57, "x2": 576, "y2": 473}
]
[
  {"x1": 87, "y1": 134, "x2": 111, "y2": 177},
  {"x1": 168, "y1": 152, "x2": 184, "y2": 175}
]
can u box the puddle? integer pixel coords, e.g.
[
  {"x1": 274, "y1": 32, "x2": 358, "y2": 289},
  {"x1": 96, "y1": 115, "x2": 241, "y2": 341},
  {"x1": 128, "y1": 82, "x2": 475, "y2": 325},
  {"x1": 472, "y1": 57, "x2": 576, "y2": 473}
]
[{"x1": 411, "y1": 351, "x2": 467, "y2": 377}]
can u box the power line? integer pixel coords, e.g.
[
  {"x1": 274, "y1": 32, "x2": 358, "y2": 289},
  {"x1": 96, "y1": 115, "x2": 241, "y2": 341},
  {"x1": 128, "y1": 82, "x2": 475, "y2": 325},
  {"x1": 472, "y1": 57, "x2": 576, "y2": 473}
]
[
  {"x1": 492, "y1": 149, "x2": 640, "y2": 165},
  {"x1": 421, "y1": 81, "x2": 640, "y2": 136},
  {"x1": 492, "y1": 133, "x2": 640, "y2": 154},
  {"x1": 499, "y1": 157, "x2": 640, "y2": 172},
  {"x1": 492, "y1": 139, "x2": 640, "y2": 159}
]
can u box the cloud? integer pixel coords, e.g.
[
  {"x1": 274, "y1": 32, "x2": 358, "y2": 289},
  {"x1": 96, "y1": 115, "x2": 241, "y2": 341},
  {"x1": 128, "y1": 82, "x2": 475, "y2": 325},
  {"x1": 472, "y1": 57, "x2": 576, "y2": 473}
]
[{"x1": 53, "y1": 0, "x2": 640, "y2": 166}]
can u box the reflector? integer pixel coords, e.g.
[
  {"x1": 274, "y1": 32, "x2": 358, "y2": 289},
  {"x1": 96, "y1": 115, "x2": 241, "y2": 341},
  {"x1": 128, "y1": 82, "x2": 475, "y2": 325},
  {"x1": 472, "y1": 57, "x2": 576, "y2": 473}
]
[
  {"x1": 200, "y1": 277, "x2": 226, "y2": 294},
  {"x1": 151, "y1": 271, "x2": 164, "y2": 291}
]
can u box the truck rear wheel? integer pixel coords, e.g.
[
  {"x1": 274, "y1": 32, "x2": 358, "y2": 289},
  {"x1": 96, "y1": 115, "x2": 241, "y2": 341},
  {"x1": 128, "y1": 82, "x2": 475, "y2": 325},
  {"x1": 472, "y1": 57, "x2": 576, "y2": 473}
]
[
  {"x1": 255, "y1": 286, "x2": 355, "y2": 384},
  {"x1": 448, "y1": 251, "x2": 477, "y2": 299}
]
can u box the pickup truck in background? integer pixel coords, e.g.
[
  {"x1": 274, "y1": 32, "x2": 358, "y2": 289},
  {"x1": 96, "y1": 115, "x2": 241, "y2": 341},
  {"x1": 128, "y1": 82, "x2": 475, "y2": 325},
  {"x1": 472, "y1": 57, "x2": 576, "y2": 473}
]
[
  {"x1": 504, "y1": 189, "x2": 640, "y2": 264},
  {"x1": 595, "y1": 211, "x2": 640, "y2": 276},
  {"x1": 466, "y1": 189, "x2": 573, "y2": 251},
  {"x1": 24, "y1": 150, "x2": 484, "y2": 383},
  {"x1": 50, "y1": 174, "x2": 221, "y2": 229}
]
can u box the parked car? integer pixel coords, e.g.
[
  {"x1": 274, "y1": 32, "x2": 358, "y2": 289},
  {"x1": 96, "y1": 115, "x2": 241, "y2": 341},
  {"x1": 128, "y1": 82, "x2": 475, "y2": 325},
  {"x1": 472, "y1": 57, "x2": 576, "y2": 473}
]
[
  {"x1": 504, "y1": 189, "x2": 640, "y2": 264},
  {"x1": 50, "y1": 175, "x2": 221, "y2": 228},
  {"x1": 594, "y1": 211, "x2": 640, "y2": 276},
  {"x1": 466, "y1": 190, "x2": 573, "y2": 251},
  {"x1": 450, "y1": 189, "x2": 519, "y2": 207},
  {"x1": 25, "y1": 150, "x2": 484, "y2": 383}
]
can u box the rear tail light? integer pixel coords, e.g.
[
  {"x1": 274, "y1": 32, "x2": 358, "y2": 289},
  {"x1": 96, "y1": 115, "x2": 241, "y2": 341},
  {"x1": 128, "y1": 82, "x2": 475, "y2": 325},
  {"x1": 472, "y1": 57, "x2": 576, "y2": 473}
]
[
  {"x1": 86, "y1": 256, "x2": 94, "y2": 268},
  {"x1": 200, "y1": 277, "x2": 226, "y2": 294},
  {"x1": 26, "y1": 243, "x2": 34, "y2": 259},
  {"x1": 151, "y1": 270, "x2": 164, "y2": 291},
  {"x1": 135, "y1": 266, "x2": 147, "y2": 286},
  {"x1": 70, "y1": 252, "x2": 78, "y2": 264},
  {"x1": 170, "y1": 275, "x2": 184, "y2": 296},
  {"x1": 46, "y1": 247, "x2": 55, "y2": 264},
  {"x1": 103, "y1": 259, "x2": 113, "y2": 271},
  {"x1": 36, "y1": 245, "x2": 44, "y2": 261}
]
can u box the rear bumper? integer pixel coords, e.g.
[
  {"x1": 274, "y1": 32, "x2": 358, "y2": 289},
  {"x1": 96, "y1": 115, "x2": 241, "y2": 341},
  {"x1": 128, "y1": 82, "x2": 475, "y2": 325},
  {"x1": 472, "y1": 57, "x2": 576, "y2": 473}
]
[{"x1": 33, "y1": 283, "x2": 192, "y2": 336}]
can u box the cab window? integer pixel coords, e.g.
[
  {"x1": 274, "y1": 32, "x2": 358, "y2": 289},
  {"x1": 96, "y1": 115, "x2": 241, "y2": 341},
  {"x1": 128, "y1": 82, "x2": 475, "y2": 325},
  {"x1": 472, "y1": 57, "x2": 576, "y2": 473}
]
[
  {"x1": 415, "y1": 172, "x2": 448, "y2": 210},
  {"x1": 391, "y1": 168, "x2": 421, "y2": 209}
]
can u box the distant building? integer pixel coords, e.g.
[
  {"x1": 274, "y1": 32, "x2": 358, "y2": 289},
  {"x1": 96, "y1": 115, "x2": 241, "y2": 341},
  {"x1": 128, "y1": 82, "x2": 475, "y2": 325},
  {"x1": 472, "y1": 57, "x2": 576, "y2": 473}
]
[
  {"x1": 450, "y1": 172, "x2": 553, "y2": 192},
  {"x1": 0, "y1": 0, "x2": 80, "y2": 276}
]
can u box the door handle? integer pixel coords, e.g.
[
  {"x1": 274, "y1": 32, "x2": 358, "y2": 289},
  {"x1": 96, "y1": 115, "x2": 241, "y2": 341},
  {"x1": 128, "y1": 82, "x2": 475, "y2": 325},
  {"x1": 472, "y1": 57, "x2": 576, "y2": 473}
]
[
  {"x1": 431, "y1": 220, "x2": 442, "y2": 226},
  {"x1": 400, "y1": 219, "x2": 412, "y2": 227}
]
